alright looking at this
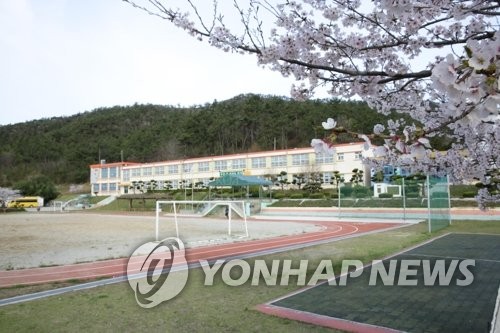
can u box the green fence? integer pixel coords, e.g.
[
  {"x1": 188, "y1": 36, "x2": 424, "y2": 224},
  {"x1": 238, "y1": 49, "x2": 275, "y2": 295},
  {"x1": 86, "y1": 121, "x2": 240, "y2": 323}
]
[
  {"x1": 427, "y1": 175, "x2": 451, "y2": 232},
  {"x1": 268, "y1": 175, "x2": 451, "y2": 232}
]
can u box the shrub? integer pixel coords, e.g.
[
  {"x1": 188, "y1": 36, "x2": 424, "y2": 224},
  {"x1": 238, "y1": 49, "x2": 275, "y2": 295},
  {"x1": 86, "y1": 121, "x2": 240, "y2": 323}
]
[
  {"x1": 353, "y1": 186, "x2": 371, "y2": 198},
  {"x1": 249, "y1": 189, "x2": 261, "y2": 197},
  {"x1": 406, "y1": 192, "x2": 420, "y2": 198},
  {"x1": 378, "y1": 193, "x2": 393, "y2": 198},
  {"x1": 290, "y1": 193, "x2": 303, "y2": 199},
  {"x1": 273, "y1": 192, "x2": 286, "y2": 199},
  {"x1": 462, "y1": 191, "x2": 476, "y2": 198},
  {"x1": 0, "y1": 207, "x2": 25, "y2": 213},
  {"x1": 431, "y1": 192, "x2": 449, "y2": 199},
  {"x1": 340, "y1": 186, "x2": 353, "y2": 197},
  {"x1": 450, "y1": 184, "x2": 478, "y2": 198},
  {"x1": 309, "y1": 193, "x2": 325, "y2": 199}
]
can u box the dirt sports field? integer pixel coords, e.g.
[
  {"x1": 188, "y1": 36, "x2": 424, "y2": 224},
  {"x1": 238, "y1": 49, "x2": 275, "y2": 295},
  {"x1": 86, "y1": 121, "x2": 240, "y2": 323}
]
[{"x1": 0, "y1": 212, "x2": 322, "y2": 270}]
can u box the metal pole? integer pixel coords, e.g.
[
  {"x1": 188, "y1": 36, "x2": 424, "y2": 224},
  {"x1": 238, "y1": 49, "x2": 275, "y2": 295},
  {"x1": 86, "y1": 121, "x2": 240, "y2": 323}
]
[
  {"x1": 338, "y1": 185, "x2": 341, "y2": 219},
  {"x1": 155, "y1": 201, "x2": 160, "y2": 241},
  {"x1": 174, "y1": 202, "x2": 179, "y2": 239},
  {"x1": 402, "y1": 177, "x2": 406, "y2": 222},
  {"x1": 228, "y1": 204, "x2": 232, "y2": 235},
  {"x1": 244, "y1": 202, "x2": 249, "y2": 237},
  {"x1": 426, "y1": 175, "x2": 431, "y2": 233},
  {"x1": 447, "y1": 175, "x2": 452, "y2": 226}
]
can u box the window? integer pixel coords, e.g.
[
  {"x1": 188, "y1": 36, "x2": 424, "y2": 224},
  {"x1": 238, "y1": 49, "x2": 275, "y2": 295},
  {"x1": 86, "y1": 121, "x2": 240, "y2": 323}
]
[
  {"x1": 143, "y1": 167, "x2": 153, "y2": 176},
  {"x1": 109, "y1": 167, "x2": 118, "y2": 178},
  {"x1": 383, "y1": 165, "x2": 394, "y2": 175},
  {"x1": 315, "y1": 153, "x2": 333, "y2": 164},
  {"x1": 101, "y1": 183, "x2": 108, "y2": 192},
  {"x1": 354, "y1": 151, "x2": 363, "y2": 160},
  {"x1": 171, "y1": 180, "x2": 179, "y2": 189},
  {"x1": 337, "y1": 153, "x2": 345, "y2": 161},
  {"x1": 322, "y1": 172, "x2": 332, "y2": 184},
  {"x1": 109, "y1": 183, "x2": 117, "y2": 191},
  {"x1": 271, "y1": 155, "x2": 287, "y2": 167},
  {"x1": 155, "y1": 166, "x2": 165, "y2": 175},
  {"x1": 198, "y1": 162, "x2": 209, "y2": 172},
  {"x1": 101, "y1": 168, "x2": 108, "y2": 179},
  {"x1": 292, "y1": 153, "x2": 309, "y2": 166},
  {"x1": 91, "y1": 169, "x2": 99, "y2": 183},
  {"x1": 214, "y1": 160, "x2": 228, "y2": 171},
  {"x1": 92, "y1": 184, "x2": 99, "y2": 193},
  {"x1": 168, "y1": 165, "x2": 179, "y2": 174},
  {"x1": 183, "y1": 163, "x2": 194, "y2": 173},
  {"x1": 131, "y1": 168, "x2": 141, "y2": 177},
  {"x1": 292, "y1": 173, "x2": 306, "y2": 184},
  {"x1": 123, "y1": 170, "x2": 130, "y2": 181},
  {"x1": 252, "y1": 157, "x2": 266, "y2": 169},
  {"x1": 231, "y1": 158, "x2": 246, "y2": 170}
]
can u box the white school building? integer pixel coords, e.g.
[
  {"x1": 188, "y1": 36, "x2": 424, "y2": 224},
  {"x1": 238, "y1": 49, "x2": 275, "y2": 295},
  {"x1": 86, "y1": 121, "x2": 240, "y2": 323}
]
[{"x1": 89, "y1": 142, "x2": 368, "y2": 196}]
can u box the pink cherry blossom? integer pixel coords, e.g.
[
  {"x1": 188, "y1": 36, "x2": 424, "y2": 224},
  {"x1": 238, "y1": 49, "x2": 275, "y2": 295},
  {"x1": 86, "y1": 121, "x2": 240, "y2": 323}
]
[{"x1": 124, "y1": 0, "x2": 500, "y2": 207}]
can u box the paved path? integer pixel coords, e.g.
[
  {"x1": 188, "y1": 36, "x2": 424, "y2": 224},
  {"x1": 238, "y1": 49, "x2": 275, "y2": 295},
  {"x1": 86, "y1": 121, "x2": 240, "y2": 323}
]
[{"x1": 260, "y1": 207, "x2": 500, "y2": 221}]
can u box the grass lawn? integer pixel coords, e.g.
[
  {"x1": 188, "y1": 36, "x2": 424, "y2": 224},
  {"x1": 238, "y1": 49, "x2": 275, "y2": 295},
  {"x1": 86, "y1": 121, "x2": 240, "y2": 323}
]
[{"x1": 0, "y1": 220, "x2": 499, "y2": 332}]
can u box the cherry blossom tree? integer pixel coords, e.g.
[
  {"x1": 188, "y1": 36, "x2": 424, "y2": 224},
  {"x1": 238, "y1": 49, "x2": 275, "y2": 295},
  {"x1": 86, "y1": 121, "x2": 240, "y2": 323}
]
[
  {"x1": 0, "y1": 187, "x2": 19, "y2": 207},
  {"x1": 123, "y1": 0, "x2": 499, "y2": 206}
]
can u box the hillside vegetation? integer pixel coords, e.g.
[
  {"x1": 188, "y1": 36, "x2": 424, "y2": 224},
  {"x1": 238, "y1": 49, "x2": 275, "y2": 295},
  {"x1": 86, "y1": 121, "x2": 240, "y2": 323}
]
[{"x1": 0, "y1": 94, "x2": 419, "y2": 185}]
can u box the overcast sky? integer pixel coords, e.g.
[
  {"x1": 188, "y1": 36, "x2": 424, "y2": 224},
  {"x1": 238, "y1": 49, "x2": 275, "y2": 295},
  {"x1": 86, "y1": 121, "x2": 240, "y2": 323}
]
[{"x1": 0, "y1": 0, "x2": 307, "y2": 126}]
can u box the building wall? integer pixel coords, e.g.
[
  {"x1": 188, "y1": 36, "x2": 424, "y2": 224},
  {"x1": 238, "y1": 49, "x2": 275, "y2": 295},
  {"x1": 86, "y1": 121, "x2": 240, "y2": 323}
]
[
  {"x1": 89, "y1": 162, "x2": 141, "y2": 196},
  {"x1": 89, "y1": 143, "x2": 366, "y2": 196}
]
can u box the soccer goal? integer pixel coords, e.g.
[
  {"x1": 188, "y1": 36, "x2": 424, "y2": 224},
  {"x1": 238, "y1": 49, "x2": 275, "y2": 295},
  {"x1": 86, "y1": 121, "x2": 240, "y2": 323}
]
[{"x1": 155, "y1": 200, "x2": 249, "y2": 241}]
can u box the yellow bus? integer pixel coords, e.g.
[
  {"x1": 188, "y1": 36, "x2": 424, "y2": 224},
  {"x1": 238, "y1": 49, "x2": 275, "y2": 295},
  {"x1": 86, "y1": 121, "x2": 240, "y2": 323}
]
[{"x1": 7, "y1": 197, "x2": 44, "y2": 208}]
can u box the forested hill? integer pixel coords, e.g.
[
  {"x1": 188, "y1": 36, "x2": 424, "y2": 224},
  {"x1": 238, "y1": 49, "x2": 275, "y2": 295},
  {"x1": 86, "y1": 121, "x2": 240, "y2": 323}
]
[{"x1": 0, "y1": 94, "x2": 411, "y2": 185}]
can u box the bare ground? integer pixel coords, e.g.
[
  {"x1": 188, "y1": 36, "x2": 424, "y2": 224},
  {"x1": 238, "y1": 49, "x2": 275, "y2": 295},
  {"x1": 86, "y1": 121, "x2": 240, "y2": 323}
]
[{"x1": 0, "y1": 212, "x2": 321, "y2": 269}]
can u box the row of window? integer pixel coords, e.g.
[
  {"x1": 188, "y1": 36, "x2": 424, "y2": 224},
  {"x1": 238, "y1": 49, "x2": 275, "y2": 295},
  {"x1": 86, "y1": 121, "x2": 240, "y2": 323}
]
[
  {"x1": 100, "y1": 167, "x2": 120, "y2": 179},
  {"x1": 119, "y1": 152, "x2": 362, "y2": 180},
  {"x1": 93, "y1": 172, "x2": 353, "y2": 194},
  {"x1": 127, "y1": 178, "x2": 213, "y2": 191},
  {"x1": 93, "y1": 183, "x2": 118, "y2": 193}
]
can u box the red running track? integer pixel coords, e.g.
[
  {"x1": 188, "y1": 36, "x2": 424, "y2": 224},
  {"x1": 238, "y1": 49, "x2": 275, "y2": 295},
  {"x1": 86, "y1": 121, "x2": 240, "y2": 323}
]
[{"x1": 0, "y1": 220, "x2": 401, "y2": 288}]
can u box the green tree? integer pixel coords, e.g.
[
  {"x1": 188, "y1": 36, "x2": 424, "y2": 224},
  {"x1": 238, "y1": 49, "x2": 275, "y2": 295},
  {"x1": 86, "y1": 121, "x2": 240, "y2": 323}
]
[
  {"x1": 0, "y1": 96, "x2": 411, "y2": 187},
  {"x1": 350, "y1": 168, "x2": 364, "y2": 186},
  {"x1": 331, "y1": 171, "x2": 345, "y2": 190},
  {"x1": 303, "y1": 172, "x2": 322, "y2": 193},
  {"x1": 14, "y1": 175, "x2": 60, "y2": 203},
  {"x1": 292, "y1": 173, "x2": 306, "y2": 190},
  {"x1": 372, "y1": 170, "x2": 385, "y2": 183},
  {"x1": 275, "y1": 171, "x2": 289, "y2": 191}
]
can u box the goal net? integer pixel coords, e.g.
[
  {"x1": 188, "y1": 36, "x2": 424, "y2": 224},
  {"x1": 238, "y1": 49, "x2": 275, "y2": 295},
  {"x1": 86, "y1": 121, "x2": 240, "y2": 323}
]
[{"x1": 155, "y1": 200, "x2": 249, "y2": 243}]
